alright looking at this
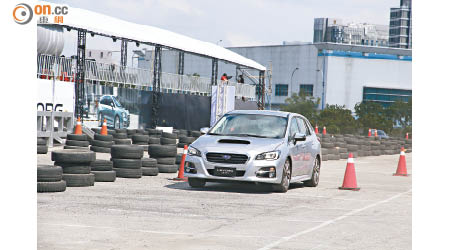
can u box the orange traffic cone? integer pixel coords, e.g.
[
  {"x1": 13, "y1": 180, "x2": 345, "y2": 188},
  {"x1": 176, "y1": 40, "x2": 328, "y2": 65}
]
[
  {"x1": 322, "y1": 126, "x2": 327, "y2": 135},
  {"x1": 172, "y1": 145, "x2": 188, "y2": 181},
  {"x1": 339, "y1": 153, "x2": 360, "y2": 191},
  {"x1": 100, "y1": 118, "x2": 108, "y2": 135},
  {"x1": 405, "y1": 133, "x2": 409, "y2": 140},
  {"x1": 315, "y1": 125, "x2": 319, "y2": 134},
  {"x1": 374, "y1": 129, "x2": 378, "y2": 137},
  {"x1": 393, "y1": 147, "x2": 408, "y2": 176},
  {"x1": 368, "y1": 128, "x2": 372, "y2": 137},
  {"x1": 74, "y1": 117, "x2": 82, "y2": 135}
]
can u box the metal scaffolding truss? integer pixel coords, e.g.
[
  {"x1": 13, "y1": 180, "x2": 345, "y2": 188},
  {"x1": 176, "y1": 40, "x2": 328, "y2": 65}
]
[
  {"x1": 75, "y1": 29, "x2": 87, "y2": 120},
  {"x1": 151, "y1": 46, "x2": 162, "y2": 128},
  {"x1": 257, "y1": 71, "x2": 265, "y2": 110},
  {"x1": 120, "y1": 40, "x2": 128, "y2": 67},
  {"x1": 211, "y1": 58, "x2": 218, "y2": 86}
]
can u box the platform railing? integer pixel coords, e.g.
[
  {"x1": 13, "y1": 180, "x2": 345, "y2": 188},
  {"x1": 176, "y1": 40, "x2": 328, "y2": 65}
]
[{"x1": 37, "y1": 54, "x2": 256, "y2": 99}]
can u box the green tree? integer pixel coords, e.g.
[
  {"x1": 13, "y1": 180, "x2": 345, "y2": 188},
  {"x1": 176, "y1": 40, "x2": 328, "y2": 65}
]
[
  {"x1": 317, "y1": 105, "x2": 357, "y2": 134},
  {"x1": 280, "y1": 92, "x2": 320, "y2": 122},
  {"x1": 354, "y1": 102, "x2": 393, "y2": 133}
]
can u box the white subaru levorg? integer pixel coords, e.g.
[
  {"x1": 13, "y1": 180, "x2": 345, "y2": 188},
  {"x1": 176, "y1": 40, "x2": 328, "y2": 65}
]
[{"x1": 184, "y1": 110, "x2": 321, "y2": 192}]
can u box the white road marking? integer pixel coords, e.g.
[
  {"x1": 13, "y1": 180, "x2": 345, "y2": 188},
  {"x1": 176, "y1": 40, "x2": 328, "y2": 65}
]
[
  {"x1": 258, "y1": 189, "x2": 412, "y2": 250},
  {"x1": 38, "y1": 222, "x2": 281, "y2": 239}
]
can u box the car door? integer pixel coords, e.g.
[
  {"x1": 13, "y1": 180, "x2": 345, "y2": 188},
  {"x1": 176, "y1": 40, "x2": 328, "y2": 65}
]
[
  {"x1": 102, "y1": 96, "x2": 114, "y2": 125},
  {"x1": 287, "y1": 117, "x2": 303, "y2": 177},
  {"x1": 296, "y1": 117, "x2": 314, "y2": 176}
]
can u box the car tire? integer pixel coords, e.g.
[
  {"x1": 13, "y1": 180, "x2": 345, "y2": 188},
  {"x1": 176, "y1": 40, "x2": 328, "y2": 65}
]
[
  {"x1": 37, "y1": 180, "x2": 67, "y2": 193},
  {"x1": 94, "y1": 134, "x2": 114, "y2": 141},
  {"x1": 156, "y1": 157, "x2": 176, "y2": 165},
  {"x1": 37, "y1": 138, "x2": 47, "y2": 145},
  {"x1": 160, "y1": 137, "x2": 176, "y2": 145},
  {"x1": 111, "y1": 145, "x2": 144, "y2": 159},
  {"x1": 92, "y1": 170, "x2": 116, "y2": 182},
  {"x1": 37, "y1": 165, "x2": 63, "y2": 182},
  {"x1": 272, "y1": 159, "x2": 291, "y2": 193},
  {"x1": 91, "y1": 160, "x2": 113, "y2": 171},
  {"x1": 54, "y1": 162, "x2": 91, "y2": 174},
  {"x1": 142, "y1": 158, "x2": 157, "y2": 168},
  {"x1": 113, "y1": 168, "x2": 142, "y2": 178},
  {"x1": 157, "y1": 164, "x2": 178, "y2": 173},
  {"x1": 304, "y1": 157, "x2": 320, "y2": 187},
  {"x1": 111, "y1": 158, "x2": 142, "y2": 169},
  {"x1": 114, "y1": 139, "x2": 131, "y2": 145},
  {"x1": 142, "y1": 167, "x2": 159, "y2": 176},
  {"x1": 37, "y1": 145, "x2": 48, "y2": 154},
  {"x1": 90, "y1": 145, "x2": 111, "y2": 153},
  {"x1": 66, "y1": 140, "x2": 90, "y2": 147},
  {"x1": 91, "y1": 140, "x2": 114, "y2": 148},
  {"x1": 188, "y1": 178, "x2": 206, "y2": 188},
  {"x1": 62, "y1": 173, "x2": 95, "y2": 187},
  {"x1": 148, "y1": 145, "x2": 177, "y2": 158},
  {"x1": 161, "y1": 132, "x2": 177, "y2": 139},
  {"x1": 67, "y1": 134, "x2": 88, "y2": 141},
  {"x1": 51, "y1": 150, "x2": 96, "y2": 164}
]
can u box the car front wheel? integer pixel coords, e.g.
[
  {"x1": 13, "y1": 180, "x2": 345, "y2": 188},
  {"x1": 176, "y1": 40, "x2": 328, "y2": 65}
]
[
  {"x1": 188, "y1": 178, "x2": 206, "y2": 188},
  {"x1": 273, "y1": 159, "x2": 291, "y2": 193}
]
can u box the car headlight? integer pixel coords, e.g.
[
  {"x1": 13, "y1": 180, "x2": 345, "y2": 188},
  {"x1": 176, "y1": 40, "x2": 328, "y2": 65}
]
[
  {"x1": 255, "y1": 150, "x2": 280, "y2": 160},
  {"x1": 188, "y1": 146, "x2": 201, "y2": 157}
]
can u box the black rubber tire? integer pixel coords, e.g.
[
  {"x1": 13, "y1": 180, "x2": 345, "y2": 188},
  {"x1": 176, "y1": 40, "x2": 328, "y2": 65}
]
[
  {"x1": 176, "y1": 154, "x2": 183, "y2": 164},
  {"x1": 126, "y1": 129, "x2": 137, "y2": 135},
  {"x1": 37, "y1": 145, "x2": 48, "y2": 154},
  {"x1": 113, "y1": 168, "x2": 142, "y2": 178},
  {"x1": 191, "y1": 131, "x2": 201, "y2": 137},
  {"x1": 113, "y1": 133, "x2": 128, "y2": 139},
  {"x1": 142, "y1": 167, "x2": 159, "y2": 176},
  {"x1": 92, "y1": 128, "x2": 101, "y2": 134},
  {"x1": 107, "y1": 129, "x2": 116, "y2": 135},
  {"x1": 188, "y1": 178, "x2": 206, "y2": 188},
  {"x1": 160, "y1": 137, "x2": 176, "y2": 145},
  {"x1": 90, "y1": 146, "x2": 111, "y2": 153},
  {"x1": 67, "y1": 134, "x2": 87, "y2": 141},
  {"x1": 142, "y1": 158, "x2": 157, "y2": 167},
  {"x1": 37, "y1": 180, "x2": 66, "y2": 193},
  {"x1": 111, "y1": 158, "x2": 142, "y2": 169},
  {"x1": 66, "y1": 140, "x2": 90, "y2": 147},
  {"x1": 272, "y1": 159, "x2": 291, "y2": 193},
  {"x1": 321, "y1": 142, "x2": 334, "y2": 148},
  {"x1": 55, "y1": 162, "x2": 91, "y2": 174},
  {"x1": 37, "y1": 138, "x2": 47, "y2": 145},
  {"x1": 157, "y1": 164, "x2": 178, "y2": 173},
  {"x1": 340, "y1": 153, "x2": 349, "y2": 159},
  {"x1": 115, "y1": 128, "x2": 127, "y2": 133},
  {"x1": 92, "y1": 170, "x2": 116, "y2": 182},
  {"x1": 91, "y1": 160, "x2": 113, "y2": 171},
  {"x1": 304, "y1": 157, "x2": 320, "y2": 187},
  {"x1": 161, "y1": 132, "x2": 177, "y2": 139},
  {"x1": 63, "y1": 145, "x2": 90, "y2": 151},
  {"x1": 62, "y1": 173, "x2": 95, "y2": 187},
  {"x1": 132, "y1": 134, "x2": 150, "y2": 143},
  {"x1": 37, "y1": 165, "x2": 63, "y2": 182},
  {"x1": 91, "y1": 140, "x2": 114, "y2": 148},
  {"x1": 114, "y1": 139, "x2": 131, "y2": 145},
  {"x1": 94, "y1": 134, "x2": 113, "y2": 141},
  {"x1": 111, "y1": 145, "x2": 144, "y2": 159},
  {"x1": 322, "y1": 154, "x2": 328, "y2": 161},
  {"x1": 51, "y1": 150, "x2": 95, "y2": 163},
  {"x1": 148, "y1": 145, "x2": 177, "y2": 158},
  {"x1": 179, "y1": 137, "x2": 195, "y2": 143},
  {"x1": 338, "y1": 147, "x2": 348, "y2": 153},
  {"x1": 133, "y1": 142, "x2": 149, "y2": 145},
  {"x1": 177, "y1": 143, "x2": 188, "y2": 148},
  {"x1": 156, "y1": 157, "x2": 176, "y2": 165},
  {"x1": 148, "y1": 137, "x2": 160, "y2": 144}
]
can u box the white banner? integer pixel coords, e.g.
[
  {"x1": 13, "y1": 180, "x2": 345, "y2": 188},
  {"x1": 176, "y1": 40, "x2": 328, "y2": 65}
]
[{"x1": 37, "y1": 78, "x2": 74, "y2": 112}]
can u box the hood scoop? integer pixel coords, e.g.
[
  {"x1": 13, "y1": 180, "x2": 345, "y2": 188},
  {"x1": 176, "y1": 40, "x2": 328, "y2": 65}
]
[{"x1": 218, "y1": 139, "x2": 250, "y2": 145}]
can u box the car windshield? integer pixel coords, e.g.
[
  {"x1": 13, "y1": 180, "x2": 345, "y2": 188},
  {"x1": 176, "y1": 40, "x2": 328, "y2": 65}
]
[
  {"x1": 208, "y1": 114, "x2": 288, "y2": 138},
  {"x1": 112, "y1": 96, "x2": 122, "y2": 107}
]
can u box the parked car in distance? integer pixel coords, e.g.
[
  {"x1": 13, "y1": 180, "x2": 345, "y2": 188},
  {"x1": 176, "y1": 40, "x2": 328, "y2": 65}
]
[
  {"x1": 371, "y1": 129, "x2": 389, "y2": 139},
  {"x1": 184, "y1": 110, "x2": 322, "y2": 193},
  {"x1": 97, "y1": 95, "x2": 130, "y2": 129}
]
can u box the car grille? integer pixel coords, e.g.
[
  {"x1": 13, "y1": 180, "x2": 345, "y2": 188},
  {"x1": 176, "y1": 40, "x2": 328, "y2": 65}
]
[
  {"x1": 207, "y1": 169, "x2": 246, "y2": 177},
  {"x1": 206, "y1": 153, "x2": 248, "y2": 164}
]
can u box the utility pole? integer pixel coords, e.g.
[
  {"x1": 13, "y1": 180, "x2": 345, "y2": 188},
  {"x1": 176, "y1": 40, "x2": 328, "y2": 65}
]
[{"x1": 268, "y1": 61, "x2": 273, "y2": 110}]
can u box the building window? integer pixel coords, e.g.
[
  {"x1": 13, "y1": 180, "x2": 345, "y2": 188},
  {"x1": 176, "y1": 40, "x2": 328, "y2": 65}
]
[
  {"x1": 363, "y1": 87, "x2": 411, "y2": 107},
  {"x1": 275, "y1": 84, "x2": 289, "y2": 96},
  {"x1": 89, "y1": 51, "x2": 92, "y2": 57},
  {"x1": 100, "y1": 52, "x2": 104, "y2": 58},
  {"x1": 299, "y1": 84, "x2": 314, "y2": 96}
]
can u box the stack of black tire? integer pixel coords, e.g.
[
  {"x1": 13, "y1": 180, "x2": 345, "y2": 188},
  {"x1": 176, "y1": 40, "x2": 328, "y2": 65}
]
[
  {"x1": 177, "y1": 136, "x2": 195, "y2": 149},
  {"x1": 90, "y1": 160, "x2": 116, "y2": 182},
  {"x1": 147, "y1": 128, "x2": 163, "y2": 139},
  {"x1": 64, "y1": 134, "x2": 90, "y2": 151},
  {"x1": 91, "y1": 133, "x2": 114, "y2": 153},
  {"x1": 142, "y1": 158, "x2": 159, "y2": 176},
  {"x1": 37, "y1": 165, "x2": 66, "y2": 192},
  {"x1": 37, "y1": 138, "x2": 48, "y2": 154},
  {"x1": 52, "y1": 150, "x2": 96, "y2": 187},
  {"x1": 111, "y1": 145, "x2": 144, "y2": 178},
  {"x1": 113, "y1": 128, "x2": 131, "y2": 145},
  {"x1": 160, "y1": 132, "x2": 177, "y2": 146},
  {"x1": 189, "y1": 130, "x2": 202, "y2": 139},
  {"x1": 132, "y1": 134, "x2": 150, "y2": 151},
  {"x1": 148, "y1": 144, "x2": 178, "y2": 173}
]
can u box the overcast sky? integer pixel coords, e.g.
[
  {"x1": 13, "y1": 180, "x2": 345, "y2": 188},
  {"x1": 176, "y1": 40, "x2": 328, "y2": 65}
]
[{"x1": 45, "y1": 0, "x2": 399, "y2": 61}]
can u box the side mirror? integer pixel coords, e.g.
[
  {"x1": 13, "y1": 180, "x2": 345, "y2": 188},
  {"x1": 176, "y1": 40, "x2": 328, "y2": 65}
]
[
  {"x1": 200, "y1": 127, "x2": 209, "y2": 134},
  {"x1": 294, "y1": 133, "x2": 307, "y2": 143}
]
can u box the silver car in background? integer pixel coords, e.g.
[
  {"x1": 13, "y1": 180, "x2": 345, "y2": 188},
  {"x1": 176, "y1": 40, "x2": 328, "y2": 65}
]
[{"x1": 184, "y1": 110, "x2": 321, "y2": 192}]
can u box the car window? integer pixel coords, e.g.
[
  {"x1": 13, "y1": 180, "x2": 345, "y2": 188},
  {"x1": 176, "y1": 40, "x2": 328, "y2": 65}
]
[
  {"x1": 289, "y1": 117, "x2": 301, "y2": 138},
  {"x1": 112, "y1": 96, "x2": 122, "y2": 107},
  {"x1": 297, "y1": 117, "x2": 310, "y2": 136}
]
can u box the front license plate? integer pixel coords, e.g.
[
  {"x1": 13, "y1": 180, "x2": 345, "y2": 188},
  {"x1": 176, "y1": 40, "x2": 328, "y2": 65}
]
[{"x1": 214, "y1": 167, "x2": 236, "y2": 177}]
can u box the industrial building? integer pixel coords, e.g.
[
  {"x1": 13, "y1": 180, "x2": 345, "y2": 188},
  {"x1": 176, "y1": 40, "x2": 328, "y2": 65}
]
[
  {"x1": 135, "y1": 43, "x2": 411, "y2": 111},
  {"x1": 389, "y1": 0, "x2": 412, "y2": 49}
]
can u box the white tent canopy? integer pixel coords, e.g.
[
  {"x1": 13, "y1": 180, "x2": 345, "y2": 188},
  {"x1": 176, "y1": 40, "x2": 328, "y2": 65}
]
[{"x1": 44, "y1": 1, "x2": 266, "y2": 71}]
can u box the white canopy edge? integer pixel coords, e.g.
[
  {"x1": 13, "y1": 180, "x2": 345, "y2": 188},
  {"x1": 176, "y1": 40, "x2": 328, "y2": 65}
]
[{"x1": 42, "y1": 1, "x2": 266, "y2": 71}]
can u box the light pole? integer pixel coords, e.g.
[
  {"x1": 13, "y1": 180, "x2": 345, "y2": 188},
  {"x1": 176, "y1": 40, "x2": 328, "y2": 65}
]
[{"x1": 290, "y1": 67, "x2": 299, "y2": 97}]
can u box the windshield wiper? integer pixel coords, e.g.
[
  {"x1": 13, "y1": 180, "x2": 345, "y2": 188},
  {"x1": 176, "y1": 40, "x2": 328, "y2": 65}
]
[{"x1": 225, "y1": 133, "x2": 269, "y2": 138}]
